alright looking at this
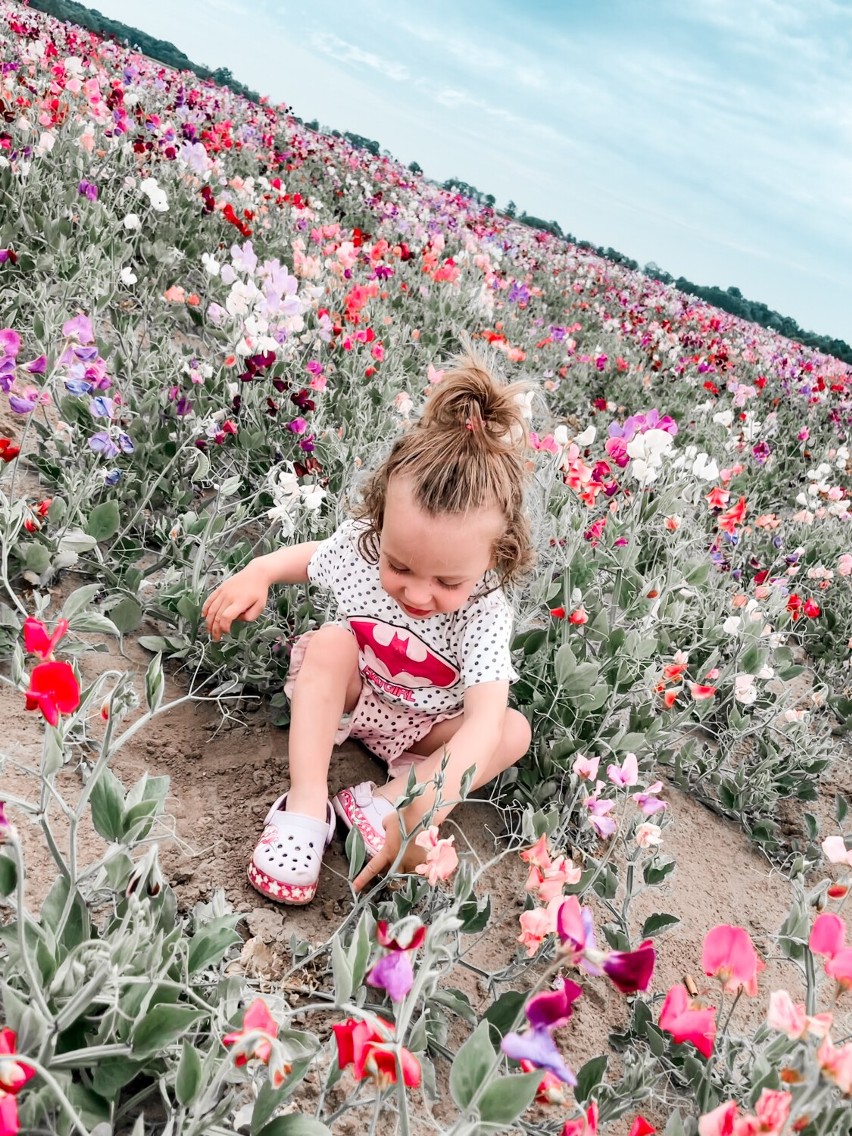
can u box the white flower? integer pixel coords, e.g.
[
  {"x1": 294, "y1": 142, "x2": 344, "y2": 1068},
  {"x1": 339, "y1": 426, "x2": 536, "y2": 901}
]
[
  {"x1": 734, "y1": 674, "x2": 757, "y2": 704},
  {"x1": 692, "y1": 452, "x2": 720, "y2": 482},
  {"x1": 722, "y1": 616, "x2": 741, "y2": 635},
  {"x1": 139, "y1": 176, "x2": 169, "y2": 212},
  {"x1": 201, "y1": 252, "x2": 220, "y2": 276},
  {"x1": 394, "y1": 391, "x2": 413, "y2": 417},
  {"x1": 636, "y1": 822, "x2": 662, "y2": 849},
  {"x1": 35, "y1": 131, "x2": 55, "y2": 156},
  {"x1": 300, "y1": 484, "x2": 327, "y2": 511},
  {"x1": 514, "y1": 390, "x2": 535, "y2": 420},
  {"x1": 123, "y1": 212, "x2": 141, "y2": 230},
  {"x1": 713, "y1": 410, "x2": 733, "y2": 427},
  {"x1": 757, "y1": 664, "x2": 775, "y2": 680},
  {"x1": 119, "y1": 266, "x2": 137, "y2": 285},
  {"x1": 553, "y1": 424, "x2": 570, "y2": 446},
  {"x1": 574, "y1": 425, "x2": 596, "y2": 446}
]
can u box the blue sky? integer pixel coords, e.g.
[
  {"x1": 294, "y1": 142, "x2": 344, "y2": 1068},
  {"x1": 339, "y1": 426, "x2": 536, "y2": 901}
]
[{"x1": 100, "y1": 0, "x2": 852, "y2": 343}]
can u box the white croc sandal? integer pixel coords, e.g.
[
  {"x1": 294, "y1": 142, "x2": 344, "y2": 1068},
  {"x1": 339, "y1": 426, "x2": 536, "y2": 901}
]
[
  {"x1": 332, "y1": 782, "x2": 395, "y2": 859},
  {"x1": 248, "y1": 793, "x2": 335, "y2": 905}
]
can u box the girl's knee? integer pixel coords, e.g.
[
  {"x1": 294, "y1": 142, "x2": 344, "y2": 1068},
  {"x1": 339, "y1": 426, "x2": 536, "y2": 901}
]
[
  {"x1": 301, "y1": 624, "x2": 358, "y2": 673},
  {"x1": 504, "y1": 708, "x2": 531, "y2": 759}
]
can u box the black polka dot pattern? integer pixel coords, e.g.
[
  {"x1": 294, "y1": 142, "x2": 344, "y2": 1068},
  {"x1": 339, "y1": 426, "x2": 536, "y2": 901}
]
[{"x1": 305, "y1": 518, "x2": 517, "y2": 725}]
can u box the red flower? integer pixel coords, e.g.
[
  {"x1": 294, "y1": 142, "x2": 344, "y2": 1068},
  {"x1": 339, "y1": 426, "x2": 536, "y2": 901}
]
[
  {"x1": 223, "y1": 998, "x2": 278, "y2": 1066},
  {"x1": 568, "y1": 607, "x2": 588, "y2": 625},
  {"x1": 786, "y1": 594, "x2": 802, "y2": 620},
  {"x1": 0, "y1": 439, "x2": 20, "y2": 462},
  {"x1": 550, "y1": 606, "x2": 566, "y2": 619},
  {"x1": 0, "y1": 1027, "x2": 36, "y2": 1136},
  {"x1": 25, "y1": 660, "x2": 80, "y2": 726},
  {"x1": 803, "y1": 598, "x2": 821, "y2": 618},
  {"x1": 23, "y1": 617, "x2": 68, "y2": 660},
  {"x1": 332, "y1": 1017, "x2": 421, "y2": 1088},
  {"x1": 628, "y1": 1119, "x2": 656, "y2": 1136}
]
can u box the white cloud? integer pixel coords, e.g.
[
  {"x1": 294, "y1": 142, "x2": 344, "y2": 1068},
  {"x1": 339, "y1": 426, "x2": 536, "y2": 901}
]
[{"x1": 308, "y1": 31, "x2": 409, "y2": 82}]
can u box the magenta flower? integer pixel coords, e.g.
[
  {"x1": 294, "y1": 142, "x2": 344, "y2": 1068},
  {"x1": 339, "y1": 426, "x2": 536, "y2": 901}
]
[
  {"x1": 602, "y1": 941, "x2": 656, "y2": 993},
  {"x1": 0, "y1": 329, "x2": 21, "y2": 358},
  {"x1": 62, "y1": 313, "x2": 94, "y2": 344},
  {"x1": 525, "y1": 978, "x2": 583, "y2": 1030},
  {"x1": 287, "y1": 417, "x2": 307, "y2": 435},
  {"x1": 78, "y1": 179, "x2": 98, "y2": 201}
]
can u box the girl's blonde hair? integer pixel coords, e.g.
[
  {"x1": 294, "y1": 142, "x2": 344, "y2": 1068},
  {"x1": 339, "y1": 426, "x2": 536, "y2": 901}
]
[{"x1": 353, "y1": 344, "x2": 536, "y2": 586}]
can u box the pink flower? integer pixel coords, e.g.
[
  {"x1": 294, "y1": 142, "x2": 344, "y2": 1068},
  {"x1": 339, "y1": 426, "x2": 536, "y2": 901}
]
[
  {"x1": 697, "y1": 1101, "x2": 737, "y2": 1136},
  {"x1": 518, "y1": 907, "x2": 554, "y2": 957},
  {"x1": 837, "y1": 553, "x2": 852, "y2": 577},
  {"x1": 572, "y1": 754, "x2": 600, "y2": 780},
  {"x1": 826, "y1": 947, "x2": 852, "y2": 989},
  {"x1": 702, "y1": 925, "x2": 764, "y2": 996},
  {"x1": 822, "y1": 835, "x2": 852, "y2": 866},
  {"x1": 753, "y1": 1089, "x2": 792, "y2": 1135},
  {"x1": 520, "y1": 834, "x2": 552, "y2": 870},
  {"x1": 659, "y1": 984, "x2": 717, "y2": 1057},
  {"x1": 607, "y1": 751, "x2": 638, "y2": 787},
  {"x1": 633, "y1": 782, "x2": 667, "y2": 815},
  {"x1": 689, "y1": 682, "x2": 717, "y2": 700},
  {"x1": 414, "y1": 825, "x2": 458, "y2": 885},
  {"x1": 818, "y1": 1035, "x2": 852, "y2": 1093},
  {"x1": 568, "y1": 607, "x2": 588, "y2": 625},
  {"x1": 528, "y1": 854, "x2": 582, "y2": 902},
  {"x1": 810, "y1": 912, "x2": 846, "y2": 958},
  {"x1": 223, "y1": 998, "x2": 278, "y2": 1066},
  {"x1": 585, "y1": 792, "x2": 617, "y2": 838},
  {"x1": 767, "y1": 989, "x2": 832, "y2": 1039}
]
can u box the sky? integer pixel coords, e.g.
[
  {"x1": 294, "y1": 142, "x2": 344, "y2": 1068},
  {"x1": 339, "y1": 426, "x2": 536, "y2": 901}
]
[{"x1": 98, "y1": 0, "x2": 852, "y2": 343}]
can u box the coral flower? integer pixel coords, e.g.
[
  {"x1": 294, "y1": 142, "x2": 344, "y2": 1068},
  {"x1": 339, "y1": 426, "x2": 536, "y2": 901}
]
[
  {"x1": 414, "y1": 825, "x2": 458, "y2": 884},
  {"x1": 689, "y1": 683, "x2": 717, "y2": 700},
  {"x1": 702, "y1": 925, "x2": 764, "y2": 996},
  {"x1": 333, "y1": 1017, "x2": 421, "y2": 1087},
  {"x1": 223, "y1": 999, "x2": 279, "y2": 1066},
  {"x1": 25, "y1": 660, "x2": 81, "y2": 726},
  {"x1": 809, "y1": 912, "x2": 846, "y2": 958},
  {"x1": 659, "y1": 984, "x2": 717, "y2": 1057}
]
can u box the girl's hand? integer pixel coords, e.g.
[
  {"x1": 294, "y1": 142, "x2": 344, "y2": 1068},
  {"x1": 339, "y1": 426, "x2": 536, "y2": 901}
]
[
  {"x1": 202, "y1": 566, "x2": 269, "y2": 641},
  {"x1": 352, "y1": 809, "x2": 427, "y2": 893}
]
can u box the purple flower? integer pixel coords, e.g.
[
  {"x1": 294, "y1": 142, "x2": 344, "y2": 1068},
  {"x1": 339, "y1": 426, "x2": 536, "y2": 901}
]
[
  {"x1": 175, "y1": 398, "x2": 192, "y2": 416},
  {"x1": 9, "y1": 393, "x2": 37, "y2": 414},
  {"x1": 89, "y1": 396, "x2": 114, "y2": 419},
  {"x1": 104, "y1": 469, "x2": 122, "y2": 486},
  {"x1": 65, "y1": 380, "x2": 93, "y2": 395},
  {"x1": 0, "y1": 359, "x2": 15, "y2": 393},
  {"x1": 78, "y1": 180, "x2": 98, "y2": 202},
  {"x1": 26, "y1": 356, "x2": 47, "y2": 374},
  {"x1": 299, "y1": 435, "x2": 315, "y2": 453},
  {"x1": 89, "y1": 431, "x2": 120, "y2": 458},
  {"x1": 62, "y1": 314, "x2": 94, "y2": 345},
  {"x1": 366, "y1": 951, "x2": 414, "y2": 1002},
  {"x1": 525, "y1": 978, "x2": 583, "y2": 1031},
  {"x1": 287, "y1": 417, "x2": 307, "y2": 435},
  {"x1": 633, "y1": 782, "x2": 667, "y2": 816},
  {"x1": 501, "y1": 1028, "x2": 576, "y2": 1084},
  {"x1": 117, "y1": 432, "x2": 134, "y2": 454},
  {"x1": 602, "y1": 942, "x2": 656, "y2": 994}
]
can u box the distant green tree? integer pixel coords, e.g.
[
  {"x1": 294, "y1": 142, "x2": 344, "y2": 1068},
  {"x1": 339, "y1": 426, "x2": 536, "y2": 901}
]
[
  {"x1": 505, "y1": 200, "x2": 517, "y2": 218},
  {"x1": 408, "y1": 160, "x2": 423, "y2": 174}
]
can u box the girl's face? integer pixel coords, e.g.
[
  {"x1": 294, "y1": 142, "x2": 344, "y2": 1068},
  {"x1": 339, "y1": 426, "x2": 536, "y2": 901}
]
[{"x1": 378, "y1": 476, "x2": 506, "y2": 618}]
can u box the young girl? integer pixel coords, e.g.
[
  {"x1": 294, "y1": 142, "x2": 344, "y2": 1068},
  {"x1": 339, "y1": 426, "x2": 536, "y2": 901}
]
[{"x1": 202, "y1": 349, "x2": 535, "y2": 904}]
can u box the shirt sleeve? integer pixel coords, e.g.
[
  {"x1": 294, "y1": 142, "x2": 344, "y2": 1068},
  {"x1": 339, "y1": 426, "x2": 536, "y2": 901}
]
[
  {"x1": 306, "y1": 519, "x2": 360, "y2": 590},
  {"x1": 459, "y1": 594, "x2": 518, "y2": 688}
]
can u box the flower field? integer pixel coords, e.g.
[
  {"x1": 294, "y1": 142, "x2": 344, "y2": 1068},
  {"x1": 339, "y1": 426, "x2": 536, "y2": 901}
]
[{"x1": 2, "y1": 2, "x2": 852, "y2": 1133}]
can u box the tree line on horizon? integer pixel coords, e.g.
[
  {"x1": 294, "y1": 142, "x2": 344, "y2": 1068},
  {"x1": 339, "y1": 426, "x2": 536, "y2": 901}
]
[{"x1": 21, "y1": 0, "x2": 852, "y2": 366}]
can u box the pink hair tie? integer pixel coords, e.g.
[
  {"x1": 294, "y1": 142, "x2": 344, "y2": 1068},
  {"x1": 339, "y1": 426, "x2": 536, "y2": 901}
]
[{"x1": 465, "y1": 416, "x2": 486, "y2": 431}]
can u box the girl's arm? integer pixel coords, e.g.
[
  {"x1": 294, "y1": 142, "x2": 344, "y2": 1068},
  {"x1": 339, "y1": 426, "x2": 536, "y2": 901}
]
[{"x1": 203, "y1": 541, "x2": 320, "y2": 641}]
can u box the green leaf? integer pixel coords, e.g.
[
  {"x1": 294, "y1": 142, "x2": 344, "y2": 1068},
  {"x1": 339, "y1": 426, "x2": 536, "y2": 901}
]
[
  {"x1": 574, "y1": 1054, "x2": 608, "y2": 1104},
  {"x1": 187, "y1": 916, "x2": 242, "y2": 973},
  {"x1": 131, "y1": 1004, "x2": 205, "y2": 1059},
  {"x1": 837, "y1": 794, "x2": 849, "y2": 825},
  {"x1": 0, "y1": 854, "x2": 17, "y2": 897},
  {"x1": 477, "y1": 1071, "x2": 539, "y2": 1125},
  {"x1": 344, "y1": 824, "x2": 366, "y2": 878},
  {"x1": 450, "y1": 1020, "x2": 497, "y2": 1111},
  {"x1": 175, "y1": 1041, "x2": 203, "y2": 1107},
  {"x1": 641, "y1": 913, "x2": 681, "y2": 939},
  {"x1": 138, "y1": 635, "x2": 172, "y2": 653},
  {"x1": 87, "y1": 500, "x2": 121, "y2": 542},
  {"x1": 89, "y1": 768, "x2": 125, "y2": 842},
  {"x1": 643, "y1": 858, "x2": 676, "y2": 886},
  {"x1": 255, "y1": 1119, "x2": 333, "y2": 1136},
  {"x1": 145, "y1": 653, "x2": 164, "y2": 713},
  {"x1": 346, "y1": 912, "x2": 372, "y2": 989},
  {"x1": 554, "y1": 643, "x2": 577, "y2": 685},
  {"x1": 483, "y1": 991, "x2": 526, "y2": 1041},
  {"x1": 22, "y1": 542, "x2": 51, "y2": 575},
  {"x1": 67, "y1": 612, "x2": 120, "y2": 636},
  {"x1": 432, "y1": 988, "x2": 476, "y2": 1025},
  {"x1": 110, "y1": 597, "x2": 143, "y2": 633},
  {"x1": 330, "y1": 932, "x2": 353, "y2": 1006},
  {"x1": 458, "y1": 893, "x2": 491, "y2": 933},
  {"x1": 92, "y1": 1056, "x2": 145, "y2": 1097},
  {"x1": 61, "y1": 584, "x2": 101, "y2": 622}
]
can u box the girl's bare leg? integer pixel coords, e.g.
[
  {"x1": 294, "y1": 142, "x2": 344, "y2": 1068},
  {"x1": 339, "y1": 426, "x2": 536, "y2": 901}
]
[
  {"x1": 286, "y1": 625, "x2": 362, "y2": 821},
  {"x1": 375, "y1": 708, "x2": 531, "y2": 817}
]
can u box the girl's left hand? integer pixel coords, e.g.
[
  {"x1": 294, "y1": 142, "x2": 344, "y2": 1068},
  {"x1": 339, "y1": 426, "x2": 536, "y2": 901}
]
[{"x1": 352, "y1": 809, "x2": 427, "y2": 892}]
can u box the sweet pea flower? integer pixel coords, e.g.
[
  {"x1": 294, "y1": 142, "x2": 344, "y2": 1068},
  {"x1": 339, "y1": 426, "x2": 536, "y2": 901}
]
[
  {"x1": 766, "y1": 989, "x2": 832, "y2": 1039},
  {"x1": 659, "y1": 984, "x2": 717, "y2": 1057},
  {"x1": 633, "y1": 782, "x2": 667, "y2": 815},
  {"x1": 838, "y1": 554, "x2": 852, "y2": 577},
  {"x1": 560, "y1": 1101, "x2": 599, "y2": 1136},
  {"x1": 518, "y1": 905, "x2": 555, "y2": 957},
  {"x1": 223, "y1": 998, "x2": 278, "y2": 1066},
  {"x1": 602, "y1": 940, "x2": 656, "y2": 993},
  {"x1": 366, "y1": 950, "x2": 414, "y2": 1002},
  {"x1": 607, "y1": 751, "x2": 639, "y2": 787},
  {"x1": 702, "y1": 925, "x2": 764, "y2": 996},
  {"x1": 0, "y1": 1027, "x2": 36, "y2": 1136},
  {"x1": 25, "y1": 660, "x2": 81, "y2": 727},
  {"x1": 689, "y1": 682, "x2": 717, "y2": 700},
  {"x1": 817, "y1": 1035, "x2": 852, "y2": 1093},
  {"x1": 525, "y1": 977, "x2": 583, "y2": 1030},
  {"x1": 585, "y1": 790, "x2": 617, "y2": 838},
  {"x1": 572, "y1": 754, "x2": 600, "y2": 780},
  {"x1": 635, "y1": 822, "x2": 662, "y2": 849},
  {"x1": 0, "y1": 330, "x2": 21, "y2": 358},
  {"x1": 822, "y1": 835, "x2": 852, "y2": 867},
  {"x1": 501, "y1": 1027, "x2": 576, "y2": 1084},
  {"x1": 333, "y1": 1017, "x2": 421, "y2": 1088},
  {"x1": 810, "y1": 912, "x2": 846, "y2": 958},
  {"x1": 414, "y1": 825, "x2": 458, "y2": 884},
  {"x1": 23, "y1": 617, "x2": 68, "y2": 660},
  {"x1": 519, "y1": 1059, "x2": 571, "y2": 1105}
]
